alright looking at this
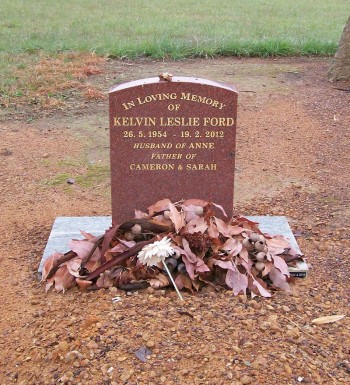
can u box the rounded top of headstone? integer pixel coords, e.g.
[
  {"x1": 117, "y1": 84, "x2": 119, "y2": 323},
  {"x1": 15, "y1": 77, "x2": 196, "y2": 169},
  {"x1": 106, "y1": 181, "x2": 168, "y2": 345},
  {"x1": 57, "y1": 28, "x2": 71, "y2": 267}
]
[{"x1": 109, "y1": 76, "x2": 238, "y2": 94}]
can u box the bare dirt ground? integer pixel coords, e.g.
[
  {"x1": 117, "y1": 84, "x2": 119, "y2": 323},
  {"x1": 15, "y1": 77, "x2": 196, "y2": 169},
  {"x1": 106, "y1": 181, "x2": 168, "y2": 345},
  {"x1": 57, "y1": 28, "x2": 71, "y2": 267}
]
[{"x1": 0, "y1": 57, "x2": 349, "y2": 385}]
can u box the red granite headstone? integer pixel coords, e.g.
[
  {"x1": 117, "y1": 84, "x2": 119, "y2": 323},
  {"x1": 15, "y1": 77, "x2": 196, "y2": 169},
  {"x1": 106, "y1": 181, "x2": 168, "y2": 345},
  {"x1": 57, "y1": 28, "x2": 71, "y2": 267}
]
[{"x1": 109, "y1": 76, "x2": 238, "y2": 224}]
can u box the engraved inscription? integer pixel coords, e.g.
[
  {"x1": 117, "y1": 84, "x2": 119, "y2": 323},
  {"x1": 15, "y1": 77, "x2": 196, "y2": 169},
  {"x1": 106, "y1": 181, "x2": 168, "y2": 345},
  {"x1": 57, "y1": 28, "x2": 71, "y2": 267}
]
[
  {"x1": 113, "y1": 97, "x2": 232, "y2": 172},
  {"x1": 109, "y1": 76, "x2": 238, "y2": 222},
  {"x1": 121, "y1": 91, "x2": 227, "y2": 111}
]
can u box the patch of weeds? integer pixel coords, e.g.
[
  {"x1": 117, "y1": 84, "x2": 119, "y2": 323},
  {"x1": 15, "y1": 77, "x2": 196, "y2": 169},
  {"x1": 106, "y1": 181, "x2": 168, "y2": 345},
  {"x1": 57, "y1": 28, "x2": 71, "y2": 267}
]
[
  {"x1": 47, "y1": 92, "x2": 69, "y2": 100},
  {"x1": 44, "y1": 165, "x2": 110, "y2": 188},
  {"x1": 0, "y1": 52, "x2": 106, "y2": 112},
  {"x1": 16, "y1": 63, "x2": 26, "y2": 70},
  {"x1": 12, "y1": 90, "x2": 23, "y2": 97},
  {"x1": 83, "y1": 87, "x2": 106, "y2": 100},
  {"x1": 57, "y1": 158, "x2": 81, "y2": 167},
  {"x1": 40, "y1": 159, "x2": 51, "y2": 167},
  {"x1": 44, "y1": 173, "x2": 71, "y2": 186},
  {"x1": 75, "y1": 164, "x2": 110, "y2": 188}
]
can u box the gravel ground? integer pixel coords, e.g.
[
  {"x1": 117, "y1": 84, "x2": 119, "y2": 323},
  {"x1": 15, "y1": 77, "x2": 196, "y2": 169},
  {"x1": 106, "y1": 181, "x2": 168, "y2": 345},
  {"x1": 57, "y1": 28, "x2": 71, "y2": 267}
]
[{"x1": 0, "y1": 57, "x2": 349, "y2": 385}]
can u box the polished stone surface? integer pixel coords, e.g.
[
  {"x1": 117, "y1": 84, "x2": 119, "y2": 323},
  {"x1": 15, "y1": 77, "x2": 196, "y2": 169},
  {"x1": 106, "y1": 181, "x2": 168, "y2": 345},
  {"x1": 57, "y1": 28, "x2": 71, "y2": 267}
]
[{"x1": 109, "y1": 77, "x2": 238, "y2": 224}]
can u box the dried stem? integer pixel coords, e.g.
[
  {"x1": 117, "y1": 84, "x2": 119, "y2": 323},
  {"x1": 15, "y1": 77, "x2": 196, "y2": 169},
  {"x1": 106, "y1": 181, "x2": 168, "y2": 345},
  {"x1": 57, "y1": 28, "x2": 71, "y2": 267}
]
[
  {"x1": 85, "y1": 238, "x2": 156, "y2": 281},
  {"x1": 45, "y1": 251, "x2": 77, "y2": 280},
  {"x1": 119, "y1": 218, "x2": 172, "y2": 233},
  {"x1": 81, "y1": 235, "x2": 104, "y2": 267},
  {"x1": 163, "y1": 260, "x2": 184, "y2": 301},
  {"x1": 283, "y1": 255, "x2": 303, "y2": 264},
  {"x1": 283, "y1": 316, "x2": 332, "y2": 351},
  {"x1": 118, "y1": 282, "x2": 150, "y2": 290},
  {"x1": 46, "y1": 235, "x2": 104, "y2": 280}
]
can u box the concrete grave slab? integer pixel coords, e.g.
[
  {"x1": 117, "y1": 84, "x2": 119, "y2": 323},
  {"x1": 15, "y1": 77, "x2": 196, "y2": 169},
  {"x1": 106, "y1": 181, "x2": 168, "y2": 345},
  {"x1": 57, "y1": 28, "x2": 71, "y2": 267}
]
[{"x1": 38, "y1": 216, "x2": 307, "y2": 277}]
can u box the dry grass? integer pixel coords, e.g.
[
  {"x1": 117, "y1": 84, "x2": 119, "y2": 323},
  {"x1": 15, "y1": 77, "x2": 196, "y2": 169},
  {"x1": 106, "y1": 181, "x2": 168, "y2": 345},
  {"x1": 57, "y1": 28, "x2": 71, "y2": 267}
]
[
  {"x1": 0, "y1": 52, "x2": 106, "y2": 110},
  {"x1": 83, "y1": 87, "x2": 106, "y2": 100}
]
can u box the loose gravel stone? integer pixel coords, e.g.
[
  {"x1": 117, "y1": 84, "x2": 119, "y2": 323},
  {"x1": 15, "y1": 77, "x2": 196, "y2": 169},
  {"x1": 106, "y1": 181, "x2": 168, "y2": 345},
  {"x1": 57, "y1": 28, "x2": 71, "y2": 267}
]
[{"x1": 240, "y1": 374, "x2": 253, "y2": 384}]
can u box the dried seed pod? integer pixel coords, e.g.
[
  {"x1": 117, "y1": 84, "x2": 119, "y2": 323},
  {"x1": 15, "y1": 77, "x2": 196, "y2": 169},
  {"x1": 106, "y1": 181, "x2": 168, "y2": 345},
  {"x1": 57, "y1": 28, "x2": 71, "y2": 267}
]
[
  {"x1": 194, "y1": 206, "x2": 204, "y2": 216},
  {"x1": 242, "y1": 237, "x2": 255, "y2": 251},
  {"x1": 255, "y1": 262, "x2": 265, "y2": 272},
  {"x1": 173, "y1": 248, "x2": 182, "y2": 259},
  {"x1": 177, "y1": 263, "x2": 187, "y2": 275},
  {"x1": 163, "y1": 210, "x2": 171, "y2": 219},
  {"x1": 249, "y1": 233, "x2": 261, "y2": 243},
  {"x1": 254, "y1": 240, "x2": 266, "y2": 252},
  {"x1": 263, "y1": 246, "x2": 268, "y2": 254},
  {"x1": 256, "y1": 252, "x2": 266, "y2": 262},
  {"x1": 165, "y1": 257, "x2": 178, "y2": 271},
  {"x1": 259, "y1": 234, "x2": 266, "y2": 242},
  {"x1": 131, "y1": 223, "x2": 142, "y2": 235},
  {"x1": 248, "y1": 252, "x2": 256, "y2": 260},
  {"x1": 123, "y1": 231, "x2": 135, "y2": 241},
  {"x1": 158, "y1": 72, "x2": 173, "y2": 81}
]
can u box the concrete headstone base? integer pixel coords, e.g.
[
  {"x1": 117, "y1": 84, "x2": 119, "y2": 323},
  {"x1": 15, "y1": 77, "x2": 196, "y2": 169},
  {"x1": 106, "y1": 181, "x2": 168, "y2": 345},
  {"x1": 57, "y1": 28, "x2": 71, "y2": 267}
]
[{"x1": 38, "y1": 216, "x2": 308, "y2": 277}]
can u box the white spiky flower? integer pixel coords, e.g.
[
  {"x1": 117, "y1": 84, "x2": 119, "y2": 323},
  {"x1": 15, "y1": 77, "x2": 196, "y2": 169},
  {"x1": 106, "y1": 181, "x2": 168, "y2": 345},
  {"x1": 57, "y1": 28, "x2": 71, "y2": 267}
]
[{"x1": 137, "y1": 237, "x2": 174, "y2": 267}]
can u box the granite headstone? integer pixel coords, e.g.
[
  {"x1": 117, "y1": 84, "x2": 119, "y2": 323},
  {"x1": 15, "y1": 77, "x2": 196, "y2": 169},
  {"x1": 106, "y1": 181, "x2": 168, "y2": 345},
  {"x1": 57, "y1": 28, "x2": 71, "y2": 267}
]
[{"x1": 109, "y1": 76, "x2": 238, "y2": 224}]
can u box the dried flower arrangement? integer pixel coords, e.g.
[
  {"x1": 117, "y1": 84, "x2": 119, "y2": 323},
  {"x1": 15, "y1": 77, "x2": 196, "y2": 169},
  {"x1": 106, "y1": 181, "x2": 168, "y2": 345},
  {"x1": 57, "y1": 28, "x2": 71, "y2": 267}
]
[{"x1": 42, "y1": 199, "x2": 303, "y2": 297}]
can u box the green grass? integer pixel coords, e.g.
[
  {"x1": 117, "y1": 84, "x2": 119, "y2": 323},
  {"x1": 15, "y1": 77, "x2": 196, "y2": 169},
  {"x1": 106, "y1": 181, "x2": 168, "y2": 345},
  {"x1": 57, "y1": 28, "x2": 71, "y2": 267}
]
[
  {"x1": 44, "y1": 173, "x2": 72, "y2": 186},
  {"x1": 1, "y1": 0, "x2": 349, "y2": 58},
  {"x1": 44, "y1": 164, "x2": 110, "y2": 188}
]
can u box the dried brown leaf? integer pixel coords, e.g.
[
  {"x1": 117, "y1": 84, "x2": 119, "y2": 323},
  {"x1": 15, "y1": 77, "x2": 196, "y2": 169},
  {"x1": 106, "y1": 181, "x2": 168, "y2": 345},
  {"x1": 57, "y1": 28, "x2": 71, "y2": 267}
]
[
  {"x1": 76, "y1": 278, "x2": 93, "y2": 290},
  {"x1": 192, "y1": 278, "x2": 200, "y2": 291},
  {"x1": 175, "y1": 274, "x2": 184, "y2": 290},
  {"x1": 185, "y1": 217, "x2": 208, "y2": 234},
  {"x1": 149, "y1": 273, "x2": 169, "y2": 288},
  {"x1": 168, "y1": 202, "x2": 185, "y2": 233},
  {"x1": 182, "y1": 198, "x2": 209, "y2": 207},
  {"x1": 182, "y1": 238, "x2": 198, "y2": 263},
  {"x1": 147, "y1": 198, "x2": 172, "y2": 215},
  {"x1": 215, "y1": 217, "x2": 235, "y2": 237},
  {"x1": 238, "y1": 248, "x2": 250, "y2": 264},
  {"x1": 80, "y1": 231, "x2": 101, "y2": 243},
  {"x1": 84, "y1": 259, "x2": 101, "y2": 273},
  {"x1": 261, "y1": 260, "x2": 273, "y2": 277},
  {"x1": 100, "y1": 226, "x2": 119, "y2": 258},
  {"x1": 221, "y1": 238, "x2": 242, "y2": 256},
  {"x1": 266, "y1": 235, "x2": 291, "y2": 255},
  {"x1": 46, "y1": 265, "x2": 75, "y2": 293},
  {"x1": 311, "y1": 315, "x2": 346, "y2": 325},
  {"x1": 226, "y1": 269, "x2": 248, "y2": 295},
  {"x1": 68, "y1": 239, "x2": 100, "y2": 261},
  {"x1": 181, "y1": 254, "x2": 196, "y2": 279},
  {"x1": 41, "y1": 252, "x2": 64, "y2": 281},
  {"x1": 212, "y1": 202, "x2": 228, "y2": 217},
  {"x1": 182, "y1": 238, "x2": 210, "y2": 278},
  {"x1": 214, "y1": 259, "x2": 235, "y2": 271},
  {"x1": 183, "y1": 204, "x2": 201, "y2": 222},
  {"x1": 66, "y1": 258, "x2": 83, "y2": 277},
  {"x1": 232, "y1": 217, "x2": 260, "y2": 231},
  {"x1": 249, "y1": 276, "x2": 271, "y2": 298},
  {"x1": 96, "y1": 271, "x2": 115, "y2": 288},
  {"x1": 110, "y1": 243, "x2": 129, "y2": 254},
  {"x1": 269, "y1": 265, "x2": 291, "y2": 292},
  {"x1": 229, "y1": 226, "x2": 248, "y2": 236},
  {"x1": 179, "y1": 273, "x2": 195, "y2": 293},
  {"x1": 134, "y1": 209, "x2": 149, "y2": 219},
  {"x1": 207, "y1": 219, "x2": 219, "y2": 238},
  {"x1": 272, "y1": 255, "x2": 290, "y2": 277}
]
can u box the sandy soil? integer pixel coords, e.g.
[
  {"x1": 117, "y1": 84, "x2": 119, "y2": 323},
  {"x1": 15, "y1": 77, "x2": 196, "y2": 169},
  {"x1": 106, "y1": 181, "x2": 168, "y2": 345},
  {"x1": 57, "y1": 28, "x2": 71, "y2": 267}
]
[{"x1": 0, "y1": 57, "x2": 349, "y2": 385}]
